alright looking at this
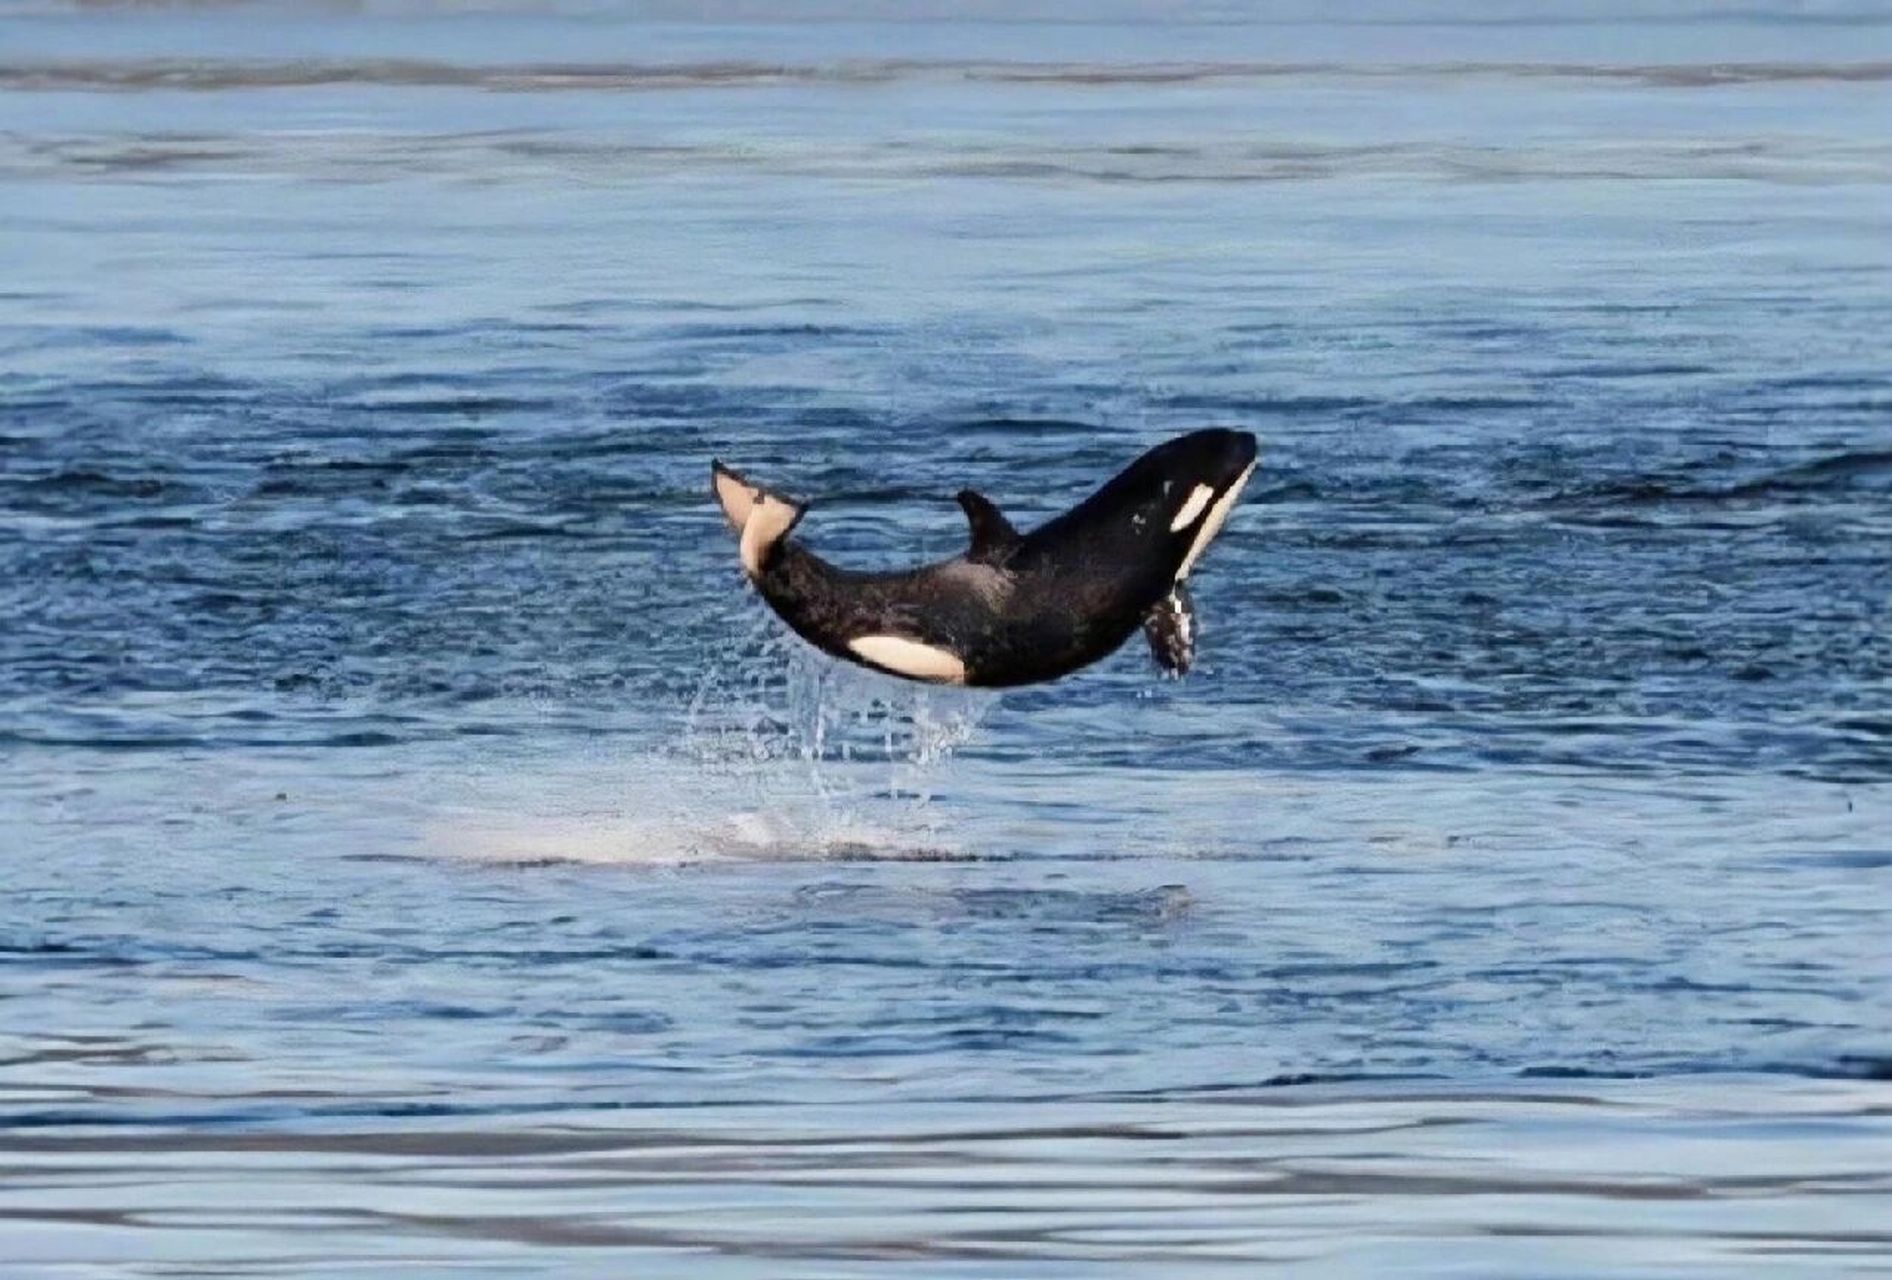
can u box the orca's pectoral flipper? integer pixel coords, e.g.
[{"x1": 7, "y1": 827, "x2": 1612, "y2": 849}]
[
  {"x1": 1142, "y1": 582, "x2": 1196, "y2": 676},
  {"x1": 713, "y1": 460, "x2": 807, "y2": 578},
  {"x1": 956, "y1": 489, "x2": 1022, "y2": 565}
]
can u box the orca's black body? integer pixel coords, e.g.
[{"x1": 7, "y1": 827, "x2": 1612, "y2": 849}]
[{"x1": 712, "y1": 428, "x2": 1258, "y2": 688}]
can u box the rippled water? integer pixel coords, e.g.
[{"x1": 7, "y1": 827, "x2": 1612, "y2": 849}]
[{"x1": 3, "y1": 3, "x2": 1890, "y2": 1275}]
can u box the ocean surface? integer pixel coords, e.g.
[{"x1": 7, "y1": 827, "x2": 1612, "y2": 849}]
[{"x1": 3, "y1": 3, "x2": 1890, "y2": 1275}]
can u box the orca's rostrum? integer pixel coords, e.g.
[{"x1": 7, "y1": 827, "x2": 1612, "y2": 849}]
[{"x1": 712, "y1": 428, "x2": 1258, "y2": 687}]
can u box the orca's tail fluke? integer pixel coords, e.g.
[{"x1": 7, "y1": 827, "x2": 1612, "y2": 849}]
[{"x1": 712, "y1": 460, "x2": 806, "y2": 578}]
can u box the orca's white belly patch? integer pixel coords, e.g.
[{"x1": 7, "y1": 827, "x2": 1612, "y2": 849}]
[{"x1": 847, "y1": 634, "x2": 968, "y2": 684}]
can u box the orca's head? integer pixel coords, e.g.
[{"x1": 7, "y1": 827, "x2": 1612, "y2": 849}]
[{"x1": 1107, "y1": 428, "x2": 1259, "y2": 580}]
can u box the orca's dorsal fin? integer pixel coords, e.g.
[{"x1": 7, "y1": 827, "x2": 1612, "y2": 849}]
[{"x1": 956, "y1": 488, "x2": 1022, "y2": 565}]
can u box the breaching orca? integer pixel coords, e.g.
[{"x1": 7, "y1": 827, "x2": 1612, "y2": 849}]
[{"x1": 712, "y1": 428, "x2": 1258, "y2": 687}]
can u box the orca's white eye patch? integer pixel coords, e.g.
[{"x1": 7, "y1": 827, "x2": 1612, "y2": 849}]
[
  {"x1": 847, "y1": 634, "x2": 967, "y2": 684},
  {"x1": 1170, "y1": 484, "x2": 1215, "y2": 532}
]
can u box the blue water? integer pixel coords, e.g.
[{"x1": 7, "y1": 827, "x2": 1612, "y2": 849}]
[{"x1": 3, "y1": 4, "x2": 1890, "y2": 1275}]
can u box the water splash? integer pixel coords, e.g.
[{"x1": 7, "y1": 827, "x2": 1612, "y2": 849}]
[
  {"x1": 675, "y1": 610, "x2": 998, "y2": 856},
  {"x1": 421, "y1": 609, "x2": 997, "y2": 866}
]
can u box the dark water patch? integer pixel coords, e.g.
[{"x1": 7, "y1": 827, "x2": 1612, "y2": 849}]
[
  {"x1": 659, "y1": 322, "x2": 888, "y2": 342},
  {"x1": 1, "y1": 324, "x2": 190, "y2": 352},
  {"x1": 780, "y1": 1026, "x2": 1087, "y2": 1057},
  {"x1": 1539, "y1": 362, "x2": 1716, "y2": 380},
  {"x1": 49, "y1": 139, "x2": 255, "y2": 173},
  {"x1": 1822, "y1": 1055, "x2": 1892, "y2": 1081},
  {"x1": 0, "y1": 401, "x2": 71, "y2": 419},
  {"x1": 789, "y1": 883, "x2": 1194, "y2": 925},
  {"x1": 1735, "y1": 448, "x2": 1892, "y2": 493},
  {"x1": 460, "y1": 522, "x2": 595, "y2": 542},
  {"x1": 1070, "y1": 1074, "x2": 1443, "y2": 1104},
  {"x1": 0, "y1": 1095, "x2": 715, "y2": 1132},
  {"x1": 600, "y1": 381, "x2": 765, "y2": 418},
  {"x1": 325, "y1": 371, "x2": 492, "y2": 394},
  {"x1": 1237, "y1": 475, "x2": 1320, "y2": 503},
  {"x1": 386, "y1": 435, "x2": 503, "y2": 465},
  {"x1": 0, "y1": 726, "x2": 419, "y2": 751},
  {"x1": 359, "y1": 324, "x2": 493, "y2": 341},
  {"x1": 0, "y1": 1126, "x2": 749, "y2": 1158},
  {"x1": 1399, "y1": 395, "x2": 1551, "y2": 412},
  {"x1": 314, "y1": 730, "x2": 408, "y2": 748},
  {"x1": 1762, "y1": 374, "x2": 1892, "y2": 392},
  {"x1": 330, "y1": 395, "x2": 561, "y2": 417},
  {"x1": 5, "y1": 469, "x2": 172, "y2": 500},
  {"x1": 1153, "y1": 393, "x2": 1378, "y2": 415},
  {"x1": 261, "y1": 455, "x2": 413, "y2": 478},
  {"x1": 7, "y1": 57, "x2": 1892, "y2": 95},
  {"x1": 824, "y1": 843, "x2": 991, "y2": 864},
  {"x1": 1551, "y1": 448, "x2": 1892, "y2": 511},
  {"x1": 18, "y1": 127, "x2": 1884, "y2": 188},
  {"x1": 0, "y1": 731, "x2": 211, "y2": 751},
  {"x1": 508, "y1": 320, "x2": 601, "y2": 335},
  {"x1": 119, "y1": 390, "x2": 254, "y2": 408},
  {"x1": 0, "y1": 940, "x2": 90, "y2": 959},
  {"x1": 953, "y1": 416, "x2": 1110, "y2": 437},
  {"x1": 1785, "y1": 850, "x2": 1892, "y2": 870},
  {"x1": 12, "y1": 373, "x2": 252, "y2": 404}
]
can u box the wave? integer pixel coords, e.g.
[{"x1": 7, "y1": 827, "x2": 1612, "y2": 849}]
[
  {"x1": 3, "y1": 56, "x2": 1890, "y2": 93},
  {"x1": 8, "y1": 129, "x2": 1889, "y2": 184},
  {"x1": 1553, "y1": 448, "x2": 1892, "y2": 506}
]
